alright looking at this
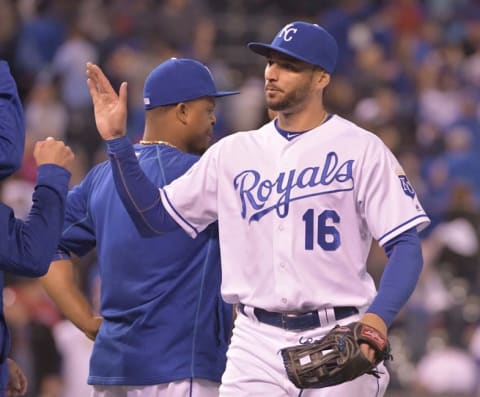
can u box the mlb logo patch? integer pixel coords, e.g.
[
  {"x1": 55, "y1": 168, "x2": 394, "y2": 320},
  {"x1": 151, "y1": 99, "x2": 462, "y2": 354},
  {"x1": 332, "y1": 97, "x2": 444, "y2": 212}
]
[{"x1": 398, "y1": 175, "x2": 415, "y2": 198}]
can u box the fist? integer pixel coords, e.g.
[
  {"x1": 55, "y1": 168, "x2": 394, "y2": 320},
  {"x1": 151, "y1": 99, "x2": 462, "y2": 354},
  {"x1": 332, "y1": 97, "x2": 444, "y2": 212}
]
[{"x1": 33, "y1": 137, "x2": 75, "y2": 170}]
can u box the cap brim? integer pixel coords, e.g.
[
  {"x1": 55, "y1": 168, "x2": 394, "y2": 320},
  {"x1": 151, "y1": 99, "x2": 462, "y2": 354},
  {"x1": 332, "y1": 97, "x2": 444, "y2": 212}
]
[
  {"x1": 213, "y1": 90, "x2": 240, "y2": 98},
  {"x1": 248, "y1": 42, "x2": 315, "y2": 66}
]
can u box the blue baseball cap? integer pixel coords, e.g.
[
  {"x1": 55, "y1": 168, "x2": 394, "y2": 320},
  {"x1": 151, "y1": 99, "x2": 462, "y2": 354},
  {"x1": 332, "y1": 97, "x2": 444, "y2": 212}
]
[
  {"x1": 143, "y1": 58, "x2": 239, "y2": 109},
  {"x1": 248, "y1": 21, "x2": 338, "y2": 74}
]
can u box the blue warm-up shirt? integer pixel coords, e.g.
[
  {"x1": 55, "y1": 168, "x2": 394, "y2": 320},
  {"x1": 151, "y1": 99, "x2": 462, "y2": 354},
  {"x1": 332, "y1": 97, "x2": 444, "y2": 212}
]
[{"x1": 55, "y1": 143, "x2": 231, "y2": 385}]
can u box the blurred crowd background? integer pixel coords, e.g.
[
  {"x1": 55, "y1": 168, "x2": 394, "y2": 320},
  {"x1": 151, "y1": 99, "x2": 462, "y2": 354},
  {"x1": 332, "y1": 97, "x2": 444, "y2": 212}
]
[{"x1": 1, "y1": 0, "x2": 480, "y2": 396}]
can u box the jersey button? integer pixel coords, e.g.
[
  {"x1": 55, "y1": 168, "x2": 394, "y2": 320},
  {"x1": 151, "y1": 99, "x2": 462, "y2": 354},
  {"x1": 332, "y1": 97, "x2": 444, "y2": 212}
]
[
  {"x1": 281, "y1": 298, "x2": 288, "y2": 304},
  {"x1": 279, "y1": 262, "x2": 285, "y2": 268},
  {"x1": 278, "y1": 224, "x2": 284, "y2": 231}
]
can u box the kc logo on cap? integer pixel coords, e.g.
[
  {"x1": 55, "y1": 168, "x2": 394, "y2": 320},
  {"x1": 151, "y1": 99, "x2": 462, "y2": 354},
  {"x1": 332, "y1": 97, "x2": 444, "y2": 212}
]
[
  {"x1": 248, "y1": 21, "x2": 338, "y2": 74},
  {"x1": 278, "y1": 23, "x2": 298, "y2": 42}
]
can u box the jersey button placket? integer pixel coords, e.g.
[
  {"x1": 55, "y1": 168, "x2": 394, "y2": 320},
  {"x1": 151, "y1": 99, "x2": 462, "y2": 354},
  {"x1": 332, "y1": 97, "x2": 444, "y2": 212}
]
[{"x1": 275, "y1": 218, "x2": 292, "y2": 307}]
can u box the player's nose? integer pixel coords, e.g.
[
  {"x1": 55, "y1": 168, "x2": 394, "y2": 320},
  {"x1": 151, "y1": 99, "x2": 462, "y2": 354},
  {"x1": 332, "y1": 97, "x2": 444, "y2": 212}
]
[{"x1": 210, "y1": 113, "x2": 216, "y2": 125}]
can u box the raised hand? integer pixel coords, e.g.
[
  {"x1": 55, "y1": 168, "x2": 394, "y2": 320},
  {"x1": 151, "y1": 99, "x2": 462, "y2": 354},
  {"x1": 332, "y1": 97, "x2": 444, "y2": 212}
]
[
  {"x1": 6, "y1": 358, "x2": 27, "y2": 396},
  {"x1": 33, "y1": 137, "x2": 74, "y2": 170},
  {"x1": 86, "y1": 62, "x2": 128, "y2": 141}
]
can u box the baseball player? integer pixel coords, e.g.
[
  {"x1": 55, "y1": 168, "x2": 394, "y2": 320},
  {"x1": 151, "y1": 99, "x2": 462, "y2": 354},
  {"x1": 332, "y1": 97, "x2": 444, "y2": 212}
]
[
  {"x1": 41, "y1": 58, "x2": 238, "y2": 397},
  {"x1": 87, "y1": 22, "x2": 430, "y2": 397},
  {"x1": 0, "y1": 60, "x2": 74, "y2": 397}
]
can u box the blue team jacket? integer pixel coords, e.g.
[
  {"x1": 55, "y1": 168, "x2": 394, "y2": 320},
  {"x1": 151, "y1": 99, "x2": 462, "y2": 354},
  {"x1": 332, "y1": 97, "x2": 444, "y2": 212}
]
[{"x1": 56, "y1": 144, "x2": 232, "y2": 385}]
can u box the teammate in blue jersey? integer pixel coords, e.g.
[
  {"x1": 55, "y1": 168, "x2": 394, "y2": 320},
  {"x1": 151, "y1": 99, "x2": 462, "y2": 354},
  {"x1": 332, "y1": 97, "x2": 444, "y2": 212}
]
[
  {"x1": 41, "y1": 58, "x2": 238, "y2": 397},
  {"x1": 87, "y1": 22, "x2": 430, "y2": 397},
  {"x1": 0, "y1": 60, "x2": 74, "y2": 397}
]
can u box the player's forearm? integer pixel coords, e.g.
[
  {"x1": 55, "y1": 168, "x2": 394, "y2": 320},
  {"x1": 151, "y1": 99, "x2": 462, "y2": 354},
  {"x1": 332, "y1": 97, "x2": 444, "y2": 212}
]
[
  {"x1": 41, "y1": 259, "x2": 100, "y2": 339},
  {"x1": 367, "y1": 228, "x2": 423, "y2": 327},
  {"x1": 0, "y1": 60, "x2": 25, "y2": 179},
  {"x1": 106, "y1": 136, "x2": 179, "y2": 236},
  {"x1": 0, "y1": 165, "x2": 71, "y2": 276}
]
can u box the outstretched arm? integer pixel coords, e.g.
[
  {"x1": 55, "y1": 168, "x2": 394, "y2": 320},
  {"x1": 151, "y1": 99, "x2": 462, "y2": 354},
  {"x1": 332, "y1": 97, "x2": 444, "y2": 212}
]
[
  {"x1": 0, "y1": 61, "x2": 25, "y2": 179},
  {"x1": 86, "y1": 63, "x2": 178, "y2": 236},
  {"x1": 0, "y1": 138, "x2": 74, "y2": 276}
]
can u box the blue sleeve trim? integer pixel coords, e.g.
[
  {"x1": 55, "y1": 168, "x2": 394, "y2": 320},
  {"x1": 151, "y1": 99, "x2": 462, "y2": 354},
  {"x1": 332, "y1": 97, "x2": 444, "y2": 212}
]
[
  {"x1": 161, "y1": 189, "x2": 198, "y2": 237},
  {"x1": 378, "y1": 214, "x2": 430, "y2": 246},
  {"x1": 367, "y1": 227, "x2": 423, "y2": 326}
]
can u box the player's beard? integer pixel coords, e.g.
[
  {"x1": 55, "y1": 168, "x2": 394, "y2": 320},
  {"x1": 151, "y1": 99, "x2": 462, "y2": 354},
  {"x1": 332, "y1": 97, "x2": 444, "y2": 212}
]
[
  {"x1": 266, "y1": 76, "x2": 313, "y2": 112},
  {"x1": 185, "y1": 128, "x2": 212, "y2": 155}
]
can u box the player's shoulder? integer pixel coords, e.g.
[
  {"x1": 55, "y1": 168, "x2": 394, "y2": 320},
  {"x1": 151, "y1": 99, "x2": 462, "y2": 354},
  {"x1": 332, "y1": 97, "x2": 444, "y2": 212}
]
[
  {"x1": 82, "y1": 159, "x2": 110, "y2": 181},
  {"x1": 134, "y1": 144, "x2": 199, "y2": 170},
  {"x1": 331, "y1": 115, "x2": 387, "y2": 148},
  {"x1": 331, "y1": 115, "x2": 380, "y2": 139},
  {"x1": 214, "y1": 121, "x2": 274, "y2": 147}
]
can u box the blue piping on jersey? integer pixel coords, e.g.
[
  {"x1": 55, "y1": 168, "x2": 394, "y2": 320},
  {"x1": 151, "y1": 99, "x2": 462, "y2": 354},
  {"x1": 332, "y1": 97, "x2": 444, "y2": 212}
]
[
  {"x1": 112, "y1": 154, "x2": 165, "y2": 235},
  {"x1": 161, "y1": 189, "x2": 199, "y2": 236},
  {"x1": 61, "y1": 165, "x2": 109, "y2": 237},
  {"x1": 190, "y1": 231, "x2": 214, "y2": 378},
  {"x1": 62, "y1": 214, "x2": 90, "y2": 236},
  {"x1": 378, "y1": 214, "x2": 430, "y2": 245}
]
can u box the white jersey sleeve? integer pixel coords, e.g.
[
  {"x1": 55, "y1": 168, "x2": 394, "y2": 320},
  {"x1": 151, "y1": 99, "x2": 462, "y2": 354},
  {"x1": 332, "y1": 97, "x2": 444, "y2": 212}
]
[
  {"x1": 159, "y1": 142, "x2": 220, "y2": 237},
  {"x1": 356, "y1": 135, "x2": 429, "y2": 246}
]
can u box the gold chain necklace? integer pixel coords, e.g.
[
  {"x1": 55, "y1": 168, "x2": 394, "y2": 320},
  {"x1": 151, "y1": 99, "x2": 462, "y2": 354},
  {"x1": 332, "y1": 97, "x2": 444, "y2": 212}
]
[{"x1": 139, "y1": 140, "x2": 177, "y2": 149}]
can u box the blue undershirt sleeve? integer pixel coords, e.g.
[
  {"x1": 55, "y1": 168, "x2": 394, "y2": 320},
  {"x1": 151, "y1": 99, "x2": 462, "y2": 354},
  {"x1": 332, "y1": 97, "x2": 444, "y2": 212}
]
[
  {"x1": 106, "y1": 136, "x2": 179, "y2": 236},
  {"x1": 366, "y1": 227, "x2": 423, "y2": 327}
]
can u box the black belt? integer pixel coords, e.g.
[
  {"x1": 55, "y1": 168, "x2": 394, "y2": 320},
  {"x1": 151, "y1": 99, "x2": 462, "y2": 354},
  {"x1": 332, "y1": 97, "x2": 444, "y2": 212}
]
[{"x1": 238, "y1": 303, "x2": 358, "y2": 331}]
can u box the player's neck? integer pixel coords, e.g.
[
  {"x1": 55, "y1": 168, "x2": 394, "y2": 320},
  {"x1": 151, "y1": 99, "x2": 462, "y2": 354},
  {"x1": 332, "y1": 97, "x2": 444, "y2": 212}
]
[
  {"x1": 142, "y1": 125, "x2": 186, "y2": 151},
  {"x1": 276, "y1": 108, "x2": 328, "y2": 132}
]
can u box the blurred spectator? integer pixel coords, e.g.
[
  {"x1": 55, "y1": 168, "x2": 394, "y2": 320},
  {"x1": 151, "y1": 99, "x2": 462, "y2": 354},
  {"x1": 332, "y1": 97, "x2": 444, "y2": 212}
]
[
  {"x1": 0, "y1": 176, "x2": 35, "y2": 220},
  {"x1": 0, "y1": 0, "x2": 19, "y2": 61},
  {"x1": 155, "y1": 0, "x2": 213, "y2": 59},
  {"x1": 14, "y1": 0, "x2": 66, "y2": 90},
  {"x1": 25, "y1": 74, "x2": 68, "y2": 142},
  {"x1": 51, "y1": 21, "x2": 99, "y2": 165},
  {"x1": 415, "y1": 342, "x2": 477, "y2": 395},
  {"x1": 4, "y1": 280, "x2": 62, "y2": 397}
]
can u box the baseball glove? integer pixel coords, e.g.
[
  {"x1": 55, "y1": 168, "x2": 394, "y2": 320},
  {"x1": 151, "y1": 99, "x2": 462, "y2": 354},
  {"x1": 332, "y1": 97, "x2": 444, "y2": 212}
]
[{"x1": 280, "y1": 322, "x2": 391, "y2": 389}]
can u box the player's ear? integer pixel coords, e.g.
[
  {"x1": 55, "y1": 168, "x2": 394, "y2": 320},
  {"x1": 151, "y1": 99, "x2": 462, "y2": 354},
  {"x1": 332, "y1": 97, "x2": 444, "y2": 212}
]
[
  {"x1": 175, "y1": 102, "x2": 189, "y2": 125},
  {"x1": 315, "y1": 70, "x2": 330, "y2": 90}
]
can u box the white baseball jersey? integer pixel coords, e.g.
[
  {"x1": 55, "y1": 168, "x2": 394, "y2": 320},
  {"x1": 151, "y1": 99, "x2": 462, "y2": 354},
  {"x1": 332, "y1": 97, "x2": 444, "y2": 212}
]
[{"x1": 160, "y1": 115, "x2": 430, "y2": 312}]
